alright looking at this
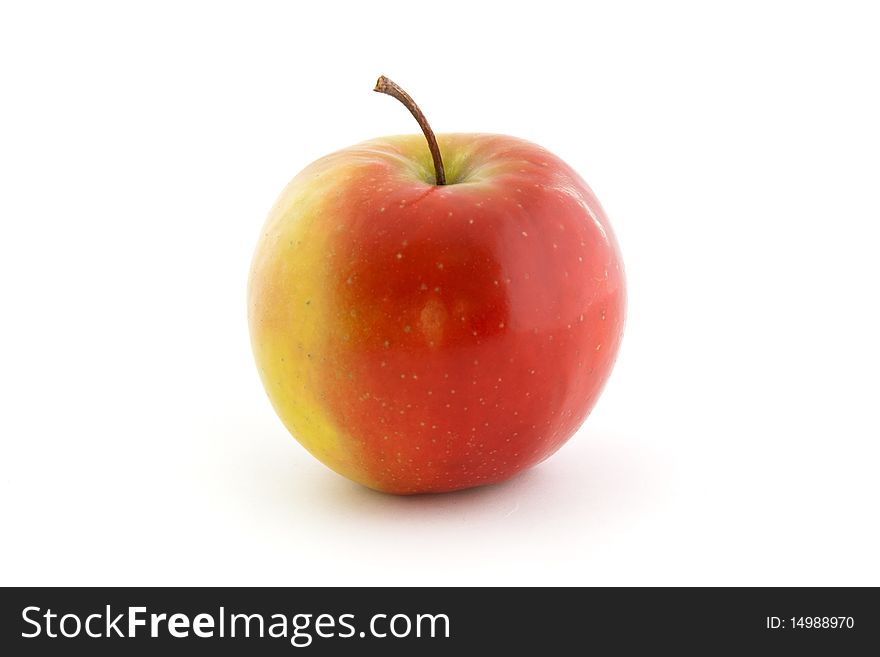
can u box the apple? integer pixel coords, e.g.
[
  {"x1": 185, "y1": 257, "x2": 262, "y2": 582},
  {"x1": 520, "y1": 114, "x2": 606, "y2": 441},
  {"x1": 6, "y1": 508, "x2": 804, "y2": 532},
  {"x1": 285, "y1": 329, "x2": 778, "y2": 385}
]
[{"x1": 248, "y1": 77, "x2": 625, "y2": 494}]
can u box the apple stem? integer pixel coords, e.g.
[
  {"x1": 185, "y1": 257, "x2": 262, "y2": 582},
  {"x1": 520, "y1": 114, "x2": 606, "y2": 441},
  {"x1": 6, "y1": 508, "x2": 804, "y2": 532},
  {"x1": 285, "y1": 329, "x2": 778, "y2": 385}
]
[{"x1": 374, "y1": 76, "x2": 446, "y2": 186}]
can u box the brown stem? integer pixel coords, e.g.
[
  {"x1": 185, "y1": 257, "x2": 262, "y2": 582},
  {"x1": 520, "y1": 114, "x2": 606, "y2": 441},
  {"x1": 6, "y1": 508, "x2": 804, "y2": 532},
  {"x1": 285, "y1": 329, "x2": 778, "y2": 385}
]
[{"x1": 373, "y1": 76, "x2": 446, "y2": 185}]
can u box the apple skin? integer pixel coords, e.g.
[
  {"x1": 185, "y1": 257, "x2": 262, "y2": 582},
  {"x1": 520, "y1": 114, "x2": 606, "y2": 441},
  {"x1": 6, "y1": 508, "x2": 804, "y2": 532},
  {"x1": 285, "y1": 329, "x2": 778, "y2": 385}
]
[{"x1": 248, "y1": 133, "x2": 625, "y2": 494}]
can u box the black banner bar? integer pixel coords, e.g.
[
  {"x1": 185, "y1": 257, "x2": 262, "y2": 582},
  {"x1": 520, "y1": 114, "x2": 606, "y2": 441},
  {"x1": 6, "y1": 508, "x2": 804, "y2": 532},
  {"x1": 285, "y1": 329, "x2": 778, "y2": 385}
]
[{"x1": 1, "y1": 587, "x2": 876, "y2": 655}]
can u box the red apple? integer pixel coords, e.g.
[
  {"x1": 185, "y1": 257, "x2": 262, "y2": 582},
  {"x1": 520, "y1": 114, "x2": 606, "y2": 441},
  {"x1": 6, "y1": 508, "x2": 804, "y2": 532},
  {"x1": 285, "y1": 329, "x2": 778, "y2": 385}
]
[{"x1": 248, "y1": 77, "x2": 625, "y2": 494}]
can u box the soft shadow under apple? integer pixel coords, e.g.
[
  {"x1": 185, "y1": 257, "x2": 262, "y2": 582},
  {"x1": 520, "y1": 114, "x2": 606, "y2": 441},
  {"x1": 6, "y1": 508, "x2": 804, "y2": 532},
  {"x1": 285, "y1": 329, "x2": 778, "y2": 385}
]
[{"x1": 251, "y1": 432, "x2": 667, "y2": 535}]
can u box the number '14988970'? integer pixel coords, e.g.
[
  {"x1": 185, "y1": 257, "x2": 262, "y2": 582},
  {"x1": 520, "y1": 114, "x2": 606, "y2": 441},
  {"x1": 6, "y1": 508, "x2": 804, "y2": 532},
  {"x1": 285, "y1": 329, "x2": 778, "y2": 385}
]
[{"x1": 766, "y1": 616, "x2": 854, "y2": 629}]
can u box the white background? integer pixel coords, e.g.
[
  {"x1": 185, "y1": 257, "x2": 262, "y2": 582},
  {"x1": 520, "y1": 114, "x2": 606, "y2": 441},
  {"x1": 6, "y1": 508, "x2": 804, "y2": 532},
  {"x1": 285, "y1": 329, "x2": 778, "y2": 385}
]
[{"x1": 2, "y1": 1, "x2": 879, "y2": 586}]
